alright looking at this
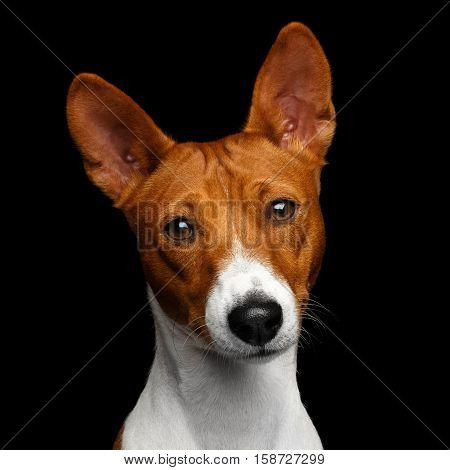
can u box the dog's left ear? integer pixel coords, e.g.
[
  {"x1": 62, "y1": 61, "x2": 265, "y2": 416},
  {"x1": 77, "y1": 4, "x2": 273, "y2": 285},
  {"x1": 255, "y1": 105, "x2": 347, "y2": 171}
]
[{"x1": 245, "y1": 22, "x2": 335, "y2": 160}]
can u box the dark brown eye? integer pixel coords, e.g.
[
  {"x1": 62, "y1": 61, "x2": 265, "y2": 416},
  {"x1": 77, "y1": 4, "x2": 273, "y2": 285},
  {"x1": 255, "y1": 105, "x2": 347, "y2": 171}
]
[
  {"x1": 268, "y1": 199, "x2": 298, "y2": 222},
  {"x1": 164, "y1": 217, "x2": 195, "y2": 241}
]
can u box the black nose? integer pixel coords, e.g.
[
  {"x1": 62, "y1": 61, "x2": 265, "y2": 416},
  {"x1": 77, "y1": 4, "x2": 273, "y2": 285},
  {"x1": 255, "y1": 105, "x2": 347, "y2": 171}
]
[{"x1": 228, "y1": 299, "x2": 283, "y2": 346}]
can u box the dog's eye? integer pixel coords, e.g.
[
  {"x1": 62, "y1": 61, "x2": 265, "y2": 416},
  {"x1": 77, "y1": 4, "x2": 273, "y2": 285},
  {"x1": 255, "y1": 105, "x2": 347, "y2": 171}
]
[
  {"x1": 268, "y1": 199, "x2": 298, "y2": 222},
  {"x1": 164, "y1": 217, "x2": 195, "y2": 241}
]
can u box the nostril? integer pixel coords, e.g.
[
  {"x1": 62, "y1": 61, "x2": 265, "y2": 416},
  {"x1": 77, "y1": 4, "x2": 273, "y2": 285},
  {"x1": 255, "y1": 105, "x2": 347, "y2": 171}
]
[{"x1": 228, "y1": 298, "x2": 283, "y2": 346}]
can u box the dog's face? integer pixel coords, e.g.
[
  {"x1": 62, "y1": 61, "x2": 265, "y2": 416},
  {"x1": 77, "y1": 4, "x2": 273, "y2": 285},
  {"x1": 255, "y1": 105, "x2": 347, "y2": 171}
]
[{"x1": 67, "y1": 23, "x2": 335, "y2": 360}]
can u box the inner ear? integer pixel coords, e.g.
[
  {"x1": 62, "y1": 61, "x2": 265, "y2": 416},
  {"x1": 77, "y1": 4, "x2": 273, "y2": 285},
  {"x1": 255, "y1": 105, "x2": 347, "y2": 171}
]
[
  {"x1": 277, "y1": 95, "x2": 319, "y2": 148},
  {"x1": 85, "y1": 101, "x2": 154, "y2": 178},
  {"x1": 67, "y1": 74, "x2": 174, "y2": 201},
  {"x1": 246, "y1": 22, "x2": 335, "y2": 159}
]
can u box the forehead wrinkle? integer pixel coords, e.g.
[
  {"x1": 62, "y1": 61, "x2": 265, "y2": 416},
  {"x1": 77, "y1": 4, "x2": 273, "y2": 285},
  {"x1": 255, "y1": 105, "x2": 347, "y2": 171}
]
[
  {"x1": 200, "y1": 142, "x2": 254, "y2": 244},
  {"x1": 174, "y1": 146, "x2": 210, "y2": 182},
  {"x1": 199, "y1": 142, "x2": 235, "y2": 200},
  {"x1": 216, "y1": 164, "x2": 231, "y2": 199}
]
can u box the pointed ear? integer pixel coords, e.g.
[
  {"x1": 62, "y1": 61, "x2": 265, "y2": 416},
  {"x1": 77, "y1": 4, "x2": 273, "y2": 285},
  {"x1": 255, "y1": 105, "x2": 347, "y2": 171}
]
[
  {"x1": 66, "y1": 74, "x2": 174, "y2": 201},
  {"x1": 245, "y1": 23, "x2": 335, "y2": 160}
]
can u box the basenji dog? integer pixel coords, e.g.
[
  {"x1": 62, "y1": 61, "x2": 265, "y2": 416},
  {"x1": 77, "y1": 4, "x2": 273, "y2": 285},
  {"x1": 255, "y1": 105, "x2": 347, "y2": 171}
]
[{"x1": 67, "y1": 22, "x2": 335, "y2": 449}]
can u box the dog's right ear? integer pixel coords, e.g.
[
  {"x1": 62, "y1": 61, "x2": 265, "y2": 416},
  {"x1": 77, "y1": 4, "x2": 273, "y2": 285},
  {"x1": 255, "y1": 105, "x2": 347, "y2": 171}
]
[{"x1": 67, "y1": 74, "x2": 174, "y2": 201}]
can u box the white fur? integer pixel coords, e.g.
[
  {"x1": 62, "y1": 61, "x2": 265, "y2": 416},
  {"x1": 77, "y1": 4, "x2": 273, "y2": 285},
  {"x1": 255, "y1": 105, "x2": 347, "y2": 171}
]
[
  {"x1": 205, "y1": 254, "x2": 299, "y2": 358},
  {"x1": 121, "y1": 255, "x2": 322, "y2": 449}
]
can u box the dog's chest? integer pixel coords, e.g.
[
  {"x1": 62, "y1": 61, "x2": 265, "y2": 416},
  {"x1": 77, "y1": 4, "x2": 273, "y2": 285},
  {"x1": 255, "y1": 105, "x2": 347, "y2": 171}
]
[
  {"x1": 123, "y1": 396, "x2": 321, "y2": 449},
  {"x1": 121, "y1": 358, "x2": 322, "y2": 450}
]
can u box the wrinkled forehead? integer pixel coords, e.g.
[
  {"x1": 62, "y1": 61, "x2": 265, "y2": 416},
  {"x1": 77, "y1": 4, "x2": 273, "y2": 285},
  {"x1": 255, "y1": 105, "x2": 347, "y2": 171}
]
[{"x1": 137, "y1": 134, "x2": 317, "y2": 205}]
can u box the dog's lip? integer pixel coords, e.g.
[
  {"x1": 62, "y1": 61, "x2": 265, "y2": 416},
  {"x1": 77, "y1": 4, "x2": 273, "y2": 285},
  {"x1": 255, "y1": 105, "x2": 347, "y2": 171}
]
[
  {"x1": 220, "y1": 347, "x2": 282, "y2": 360},
  {"x1": 247, "y1": 348, "x2": 279, "y2": 358}
]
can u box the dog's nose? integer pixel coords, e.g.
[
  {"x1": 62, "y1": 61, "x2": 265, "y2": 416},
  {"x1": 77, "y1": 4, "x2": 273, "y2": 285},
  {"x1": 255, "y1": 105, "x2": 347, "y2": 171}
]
[{"x1": 228, "y1": 299, "x2": 283, "y2": 346}]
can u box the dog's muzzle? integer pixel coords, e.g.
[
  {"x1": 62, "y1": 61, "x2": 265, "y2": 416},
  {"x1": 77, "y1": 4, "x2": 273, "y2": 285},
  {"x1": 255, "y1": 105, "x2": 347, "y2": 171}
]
[{"x1": 205, "y1": 255, "x2": 299, "y2": 357}]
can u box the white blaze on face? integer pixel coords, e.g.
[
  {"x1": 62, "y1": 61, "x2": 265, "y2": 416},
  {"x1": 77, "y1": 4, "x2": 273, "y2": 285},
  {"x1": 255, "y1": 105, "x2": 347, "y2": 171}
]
[{"x1": 205, "y1": 253, "x2": 300, "y2": 356}]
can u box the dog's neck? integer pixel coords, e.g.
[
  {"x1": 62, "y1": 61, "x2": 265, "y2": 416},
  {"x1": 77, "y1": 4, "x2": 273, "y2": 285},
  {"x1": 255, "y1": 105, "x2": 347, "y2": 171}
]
[
  {"x1": 154, "y1": 296, "x2": 299, "y2": 405},
  {"x1": 121, "y1": 286, "x2": 322, "y2": 449}
]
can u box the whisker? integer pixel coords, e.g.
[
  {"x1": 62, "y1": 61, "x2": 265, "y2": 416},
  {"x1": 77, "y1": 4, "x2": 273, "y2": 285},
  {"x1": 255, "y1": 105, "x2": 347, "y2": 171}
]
[{"x1": 181, "y1": 323, "x2": 208, "y2": 349}]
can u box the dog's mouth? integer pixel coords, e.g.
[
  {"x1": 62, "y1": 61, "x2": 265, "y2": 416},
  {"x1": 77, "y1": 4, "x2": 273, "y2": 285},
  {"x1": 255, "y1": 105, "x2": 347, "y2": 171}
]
[
  {"x1": 247, "y1": 348, "x2": 279, "y2": 358},
  {"x1": 209, "y1": 343, "x2": 287, "y2": 363}
]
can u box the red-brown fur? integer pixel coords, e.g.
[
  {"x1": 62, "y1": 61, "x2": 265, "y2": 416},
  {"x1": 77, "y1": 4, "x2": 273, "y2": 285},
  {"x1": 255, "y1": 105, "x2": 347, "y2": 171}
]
[{"x1": 66, "y1": 22, "x2": 335, "y2": 449}]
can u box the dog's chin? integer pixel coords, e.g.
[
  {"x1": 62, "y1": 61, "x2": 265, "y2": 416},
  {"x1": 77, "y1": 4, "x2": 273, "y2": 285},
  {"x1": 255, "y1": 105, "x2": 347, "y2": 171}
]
[
  {"x1": 237, "y1": 348, "x2": 284, "y2": 364},
  {"x1": 211, "y1": 341, "x2": 294, "y2": 364}
]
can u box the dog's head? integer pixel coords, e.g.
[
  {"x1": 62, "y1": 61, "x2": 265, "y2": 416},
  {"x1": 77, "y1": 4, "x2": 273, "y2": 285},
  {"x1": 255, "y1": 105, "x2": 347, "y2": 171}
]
[{"x1": 67, "y1": 23, "x2": 335, "y2": 360}]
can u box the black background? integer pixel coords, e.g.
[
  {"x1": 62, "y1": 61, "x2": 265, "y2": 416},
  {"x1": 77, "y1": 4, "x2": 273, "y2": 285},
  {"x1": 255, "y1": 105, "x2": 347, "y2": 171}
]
[{"x1": 1, "y1": 0, "x2": 449, "y2": 450}]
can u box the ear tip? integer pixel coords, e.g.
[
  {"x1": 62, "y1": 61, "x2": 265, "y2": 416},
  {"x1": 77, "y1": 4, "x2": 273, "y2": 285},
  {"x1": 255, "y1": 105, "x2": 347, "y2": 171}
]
[
  {"x1": 281, "y1": 21, "x2": 311, "y2": 33},
  {"x1": 278, "y1": 22, "x2": 320, "y2": 44},
  {"x1": 66, "y1": 74, "x2": 102, "y2": 131},
  {"x1": 68, "y1": 73, "x2": 109, "y2": 98}
]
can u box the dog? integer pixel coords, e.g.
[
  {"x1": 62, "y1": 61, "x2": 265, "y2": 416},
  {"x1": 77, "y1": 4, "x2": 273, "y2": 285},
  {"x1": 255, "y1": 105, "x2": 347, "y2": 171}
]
[{"x1": 66, "y1": 22, "x2": 335, "y2": 449}]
